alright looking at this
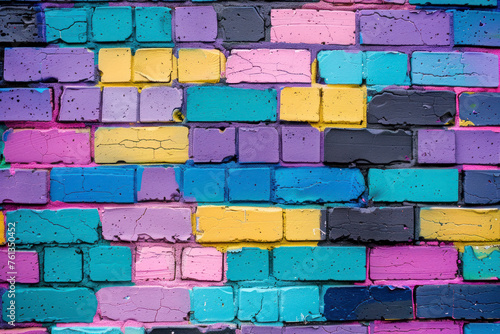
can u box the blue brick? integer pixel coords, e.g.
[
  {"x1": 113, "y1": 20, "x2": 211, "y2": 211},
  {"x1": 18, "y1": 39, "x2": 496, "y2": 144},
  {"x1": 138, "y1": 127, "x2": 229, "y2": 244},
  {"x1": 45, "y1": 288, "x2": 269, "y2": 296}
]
[
  {"x1": 364, "y1": 52, "x2": 409, "y2": 86},
  {"x1": 183, "y1": 168, "x2": 225, "y2": 203},
  {"x1": 411, "y1": 52, "x2": 499, "y2": 87},
  {"x1": 135, "y1": 7, "x2": 172, "y2": 42},
  {"x1": 2, "y1": 288, "x2": 97, "y2": 323},
  {"x1": 280, "y1": 286, "x2": 321, "y2": 322},
  {"x1": 454, "y1": 11, "x2": 500, "y2": 47},
  {"x1": 410, "y1": 0, "x2": 496, "y2": 4},
  {"x1": 459, "y1": 92, "x2": 500, "y2": 126},
  {"x1": 44, "y1": 247, "x2": 83, "y2": 283},
  {"x1": 88, "y1": 246, "x2": 132, "y2": 282},
  {"x1": 324, "y1": 286, "x2": 413, "y2": 321},
  {"x1": 227, "y1": 248, "x2": 269, "y2": 281},
  {"x1": 45, "y1": 9, "x2": 88, "y2": 43},
  {"x1": 463, "y1": 170, "x2": 500, "y2": 204},
  {"x1": 318, "y1": 50, "x2": 363, "y2": 85},
  {"x1": 464, "y1": 324, "x2": 500, "y2": 334},
  {"x1": 274, "y1": 167, "x2": 365, "y2": 204},
  {"x1": 273, "y1": 246, "x2": 366, "y2": 281},
  {"x1": 462, "y1": 245, "x2": 500, "y2": 281},
  {"x1": 186, "y1": 86, "x2": 277, "y2": 122},
  {"x1": 238, "y1": 288, "x2": 279, "y2": 322},
  {"x1": 228, "y1": 168, "x2": 271, "y2": 202},
  {"x1": 50, "y1": 167, "x2": 135, "y2": 203},
  {"x1": 92, "y1": 7, "x2": 132, "y2": 42},
  {"x1": 368, "y1": 169, "x2": 459, "y2": 202},
  {"x1": 7, "y1": 209, "x2": 100, "y2": 244},
  {"x1": 52, "y1": 328, "x2": 123, "y2": 334},
  {"x1": 191, "y1": 287, "x2": 235, "y2": 322}
]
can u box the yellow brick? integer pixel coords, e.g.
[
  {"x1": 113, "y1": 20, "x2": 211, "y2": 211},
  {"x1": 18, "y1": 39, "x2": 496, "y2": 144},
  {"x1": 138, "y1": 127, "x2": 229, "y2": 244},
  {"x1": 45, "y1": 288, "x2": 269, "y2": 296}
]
[
  {"x1": 0, "y1": 212, "x2": 5, "y2": 245},
  {"x1": 284, "y1": 209, "x2": 325, "y2": 241},
  {"x1": 280, "y1": 87, "x2": 321, "y2": 122},
  {"x1": 98, "y1": 48, "x2": 132, "y2": 83},
  {"x1": 420, "y1": 207, "x2": 500, "y2": 242},
  {"x1": 177, "y1": 49, "x2": 223, "y2": 83},
  {"x1": 196, "y1": 206, "x2": 283, "y2": 243},
  {"x1": 322, "y1": 87, "x2": 366, "y2": 124},
  {"x1": 94, "y1": 126, "x2": 189, "y2": 163},
  {"x1": 133, "y1": 48, "x2": 173, "y2": 82}
]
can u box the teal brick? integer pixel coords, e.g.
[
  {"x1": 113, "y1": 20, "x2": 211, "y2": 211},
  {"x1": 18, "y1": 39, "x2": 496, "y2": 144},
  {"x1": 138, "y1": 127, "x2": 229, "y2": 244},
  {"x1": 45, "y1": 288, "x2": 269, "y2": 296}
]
[
  {"x1": 273, "y1": 246, "x2": 366, "y2": 281},
  {"x1": 124, "y1": 328, "x2": 144, "y2": 334},
  {"x1": 52, "y1": 328, "x2": 123, "y2": 334},
  {"x1": 7, "y1": 209, "x2": 100, "y2": 244},
  {"x1": 318, "y1": 50, "x2": 363, "y2": 85},
  {"x1": 368, "y1": 169, "x2": 459, "y2": 202},
  {"x1": 186, "y1": 86, "x2": 277, "y2": 122},
  {"x1": 279, "y1": 286, "x2": 321, "y2": 322},
  {"x1": 92, "y1": 7, "x2": 132, "y2": 42},
  {"x1": 464, "y1": 324, "x2": 500, "y2": 334},
  {"x1": 135, "y1": 7, "x2": 172, "y2": 42},
  {"x1": 227, "y1": 248, "x2": 269, "y2": 281},
  {"x1": 228, "y1": 168, "x2": 271, "y2": 202},
  {"x1": 410, "y1": 0, "x2": 496, "y2": 5},
  {"x1": 44, "y1": 247, "x2": 83, "y2": 283},
  {"x1": 88, "y1": 246, "x2": 132, "y2": 282},
  {"x1": 191, "y1": 286, "x2": 235, "y2": 322},
  {"x1": 183, "y1": 168, "x2": 225, "y2": 203},
  {"x1": 462, "y1": 245, "x2": 500, "y2": 280},
  {"x1": 45, "y1": 9, "x2": 88, "y2": 43},
  {"x1": 454, "y1": 11, "x2": 500, "y2": 47},
  {"x1": 364, "y1": 51, "x2": 409, "y2": 86},
  {"x1": 2, "y1": 288, "x2": 97, "y2": 323},
  {"x1": 238, "y1": 288, "x2": 279, "y2": 322}
]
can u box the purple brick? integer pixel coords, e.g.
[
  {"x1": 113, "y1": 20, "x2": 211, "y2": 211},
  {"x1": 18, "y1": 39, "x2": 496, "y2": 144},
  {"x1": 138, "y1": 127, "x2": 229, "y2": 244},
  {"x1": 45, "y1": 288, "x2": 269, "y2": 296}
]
[
  {"x1": 241, "y1": 326, "x2": 283, "y2": 334},
  {"x1": 239, "y1": 127, "x2": 279, "y2": 164},
  {"x1": 4, "y1": 48, "x2": 95, "y2": 82},
  {"x1": 0, "y1": 88, "x2": 52, "y2": 121},
  {"x1": 456, "y1": 130, "x2": 500, "y2": 164},
  {"x1": 191, "y1": 127, "x2": 236, "y2": 163},
  {"x1": 0, "y1": 250, "x2": 39, "y2": 283},
  {"x1": 359, "y1": 10, "x2": 451, "y2": 46},
  {"x1": 137, "y1": 166, "x2": 180, "y2": 202},
  {"x1": 418, "y1": 130, "x2": 456, "y2": 164},
  {"x1": 282, "y1": 126, "x2": 321, "y2": 163},
  {"x1": 0, "y1": 169, "x2": 48, "y2": 204},
  {"x1": 174, "y1": 6, "x2": 217, "y2": 42},
  {"x1": 58, "y1": 87, "x2": 101, "y2": 122},
  {"x1": 139, "y1": 86, "x2": 183, "y2": 122},
  {"x1": 102, "y1": 87, "x2": 138, "y2": 123}
]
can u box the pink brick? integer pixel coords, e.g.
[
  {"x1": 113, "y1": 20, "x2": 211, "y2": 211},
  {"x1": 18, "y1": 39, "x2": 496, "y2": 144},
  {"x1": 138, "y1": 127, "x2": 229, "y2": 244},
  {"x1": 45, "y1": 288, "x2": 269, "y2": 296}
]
[
  {"x1": 101, "y1": 207, "x2": 192, "y2": 242},
  {"x1": 271, "y1": 9, "x2": 355, "y2": 45},
  {"x1": 0, "y1": 250, "x2": 39, "y2": 283},
  {"x1": 135, "y1": 246, "x2": 176, "y2": 282},
  {"x1": 370, "y1": 246, "x2": 458, "y2": 280},
  {"x1": 181, "y1": 247, "x2": 223, "y2": 281},
  {"x1": 96, "y1": 286, "x2": 190, "y2": 322},
  {"x1": 226, "y1": 49, "x2": 311, "y2": 84},
  {"x1": 373, "y1": 320, "x2": 461, "y2": 333},
  {"x1": 3, "y1": 129, "x2": 91, "y2": 165}
]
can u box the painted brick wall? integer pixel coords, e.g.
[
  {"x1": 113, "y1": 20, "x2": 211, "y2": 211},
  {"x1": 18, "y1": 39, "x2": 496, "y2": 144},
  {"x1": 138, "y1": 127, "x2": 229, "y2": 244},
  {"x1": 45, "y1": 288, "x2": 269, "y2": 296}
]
[{"x1": 0, "y1": 0, "x2": 499, "y2": 334}]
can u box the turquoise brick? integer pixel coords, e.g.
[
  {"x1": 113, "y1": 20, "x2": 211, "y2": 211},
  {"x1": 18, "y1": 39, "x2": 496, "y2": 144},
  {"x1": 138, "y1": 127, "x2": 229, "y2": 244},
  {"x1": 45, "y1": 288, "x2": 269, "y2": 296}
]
[
  {"x1": 7, "y1": 209, "x2": 100, "y2": 244},
  {"x1": 273, "y1": 246, "x2": 366, "y2": 281},
  {"x1": 191, "y1": 286, "x2": 235, "y2": 322},
  {"x1": 92, "y1": 7, "x2": 132, "y2": 42},
  {"x1": 45, "y1": 9, "x2": 88, "y2": 43},
  {"x1": 228, "y1": 168, "x2": 271, "y2": 202},
  {"x1": 136, "y1": 7, "x2": 172, "y2": 42},
  {"x1": 183, "y1": 168, "x2": 225, "y2": 203},
  {"x1": 227, "y1": 248, "x2": 269, "y2": 281},
  {"x1": 462, "y1": 245, "x2": 500, "y2": 280},
  {"x1": 464, "y1": 324, "x2": 500, "y2": 334},
  {"x1": 124, "y1": 328, "x2": 144, "y2": 334},
  {"x1": 364, "y1": 51, "x2": 409, "y2": 86},
  {"x1": 318, "y1": 50, "x2": 363, "y2": 85},
  {"x1": 454, "y1": 11, "x2": 500, "y2": 47},
  {"x1": 368, "y1": 169, "x2": 459, "y2": 202},
  {"x1": 238, "y1": 288, "x2": 279, "y2": 322},
  {"x1": 2, "y1": 288, "x2": 97, "y2": 323},
  {"x1": 44, "y1": 247, "x2": 83, "y2": 283},
  {"x1": 186, "y1": 86, "x2": 277, "y2": 122},
  {"x1": 410, "y1": 0, "x2": 496, "y2": 5},
  {"x1": 88, "y1": 246, "x2": 132, "y2": 282},
  {"x1": 52, "y1": 328, "x2": 123, "y2": 334},
  {"x1": 279, "y1": 286, "x2": 321, "y2": 322}
]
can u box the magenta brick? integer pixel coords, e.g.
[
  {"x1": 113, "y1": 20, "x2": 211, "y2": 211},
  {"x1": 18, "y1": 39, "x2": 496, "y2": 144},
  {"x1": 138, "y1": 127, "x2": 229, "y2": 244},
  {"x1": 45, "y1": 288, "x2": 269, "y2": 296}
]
[
  {"x1": 181, "y1": 247, "x2": 223, "y2": 281},
  {"x1": 58, "y1": 87, "x2": 101, "y2": 122},
  {"x1": 96, "y1": 286, "x2": 190, "y2": 322},
  {"x1": 282, "y1": 126, "x2": 321, "y2": 163},
  {"x1": 0, "y1": 169, "x2": 48, "y2": 204},
  {"x1": 359, "y1": 10, "x2": 451, "y2": 46},
  {"x1": 174, "y1": 6, "x2": 217, "y2": 42},
  {"x1": 418, "y1": 130, "x2": 456, "y2": 164},
  {"x1": 0, "y1": 88, "x2": 52, "y2": 121},
  {"x1": 455, "y1": 130, "x2": 500, "y2": 164},
  {"x1": 0, "y1": 250, "x2": 39, "y2": 283},
  {"x1": 101, "y1": 207, "x2": 192, "y2": 242},
  {"x1": 226, "y1": 49, "x2": 311, "y2": 84},
  {"x1": 139, "y1": 86, "x2": 183, "y2": 122},
  {"x1": 370, "y1": 246, "x2": 458, "y2": 280},
  {"x1": 137, "y1": 167, "x2": 180, "y2": 202},
  {"x1": 239, "y1": 127, "x2": 280, "y2": 163},
  {"x1": 3, "y1": 129, "x2": 91, "y2": 164},
  {"x1": 191, "y1": 128, "x2": 236, "y2": 163},
  {"x1": 135, "y1": 246, "x2": 175, "y2": 282},
  {"x1": 102, "y1": 87, "x2": 139, "y2": 123},
  {"x1": 373, "y1": 320, "x2": 461, "y2": 333},
  {"x1": 4, "y1": 48, "x2": 95, "y2": 82}
]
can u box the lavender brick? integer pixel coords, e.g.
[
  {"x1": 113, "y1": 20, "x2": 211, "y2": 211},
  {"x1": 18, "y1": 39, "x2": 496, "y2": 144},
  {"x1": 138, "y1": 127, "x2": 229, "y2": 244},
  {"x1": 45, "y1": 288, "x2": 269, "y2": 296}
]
[
  {"x1": 191, "y1": 128, "x2": 236, "y2": 163},
  {"x1": 456, "y1": 130, "x2": 499, "y2": 165},
  {"x1": 281, "y1": 126, "x2": 321, "y2": 163},
  {"x1": 102, "y1": 87, "x2": 138, "y2": 123},
  {"x1": 418, "y1": 130, "x2": 456, "y2": 164},
  {"x1": 58, "y1": 87, "x2": 101, "y2": 122},
  {"x1": 137, "y1": 166, "x2": 180, "y2": 202},
  {"x1": 139, "y1": 86, "x2": 182, "y2": 122},
  {"x1": 0, "y1": 88, "x2": 52, "y2": 121},
  {"x1": 463, "y1": 170, "x2": 500, "y2": 204},
  {"x1": 239, "y1": 127, "x2": 280, "y2": 164},
  {"x1": 0, "y1": 169, "x2": 48, "y2": 204},
  {"x1": 174, "y1": 6, "x2": 217, "y2": 42},
  {"x1": 0, "y1": 7, "x2": 44, "y2": 43},
  {"x1": 284, "y1": 326, "x2": 367, "y2": 334}
]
